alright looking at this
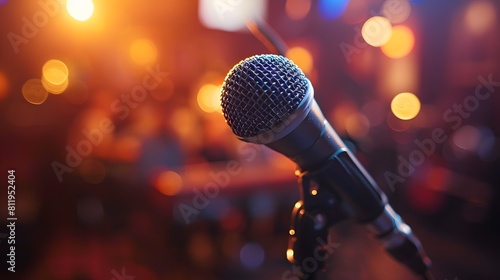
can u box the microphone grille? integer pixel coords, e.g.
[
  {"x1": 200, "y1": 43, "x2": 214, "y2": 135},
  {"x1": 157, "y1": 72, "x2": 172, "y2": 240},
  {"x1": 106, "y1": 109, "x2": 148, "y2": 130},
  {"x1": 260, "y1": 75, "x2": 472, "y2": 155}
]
[{"x1": 220, "y1": 54, "x2": 308, "y2": 138}]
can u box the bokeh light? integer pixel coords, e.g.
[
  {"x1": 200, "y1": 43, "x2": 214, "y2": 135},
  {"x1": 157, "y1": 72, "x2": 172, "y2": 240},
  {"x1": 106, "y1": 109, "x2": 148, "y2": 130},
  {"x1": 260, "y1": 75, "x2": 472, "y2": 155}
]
[
  {"x1": 42, "y1": 59, "x2": 69, "y2": 94},
  {"x1": 129, "y1": 38, "x2": 158, "y2": 65},
  {"x1": 155, "y1": 170, "x2": 183, "y2": 196},
  {"x1": 391, "y1": 92, "x2": 421, "y2": 120},
  {"x1": 286, "y1": 46, "x2": 313, "y2": 75},
  {"x1": 380, "y1": 56, "x2": 419, "y2": 97},
  {"x1": 197, "y1": 83, "x2": 222, "y2": 113},
  {"x1": 362, "y1": 16, "x2": 392, "y2": 47},
  {"x1": 240, "y1": 243, "x2": 265, "y2": 269},
  {"x1": 67, "y1": 0, "x2": 94, "y2": 21},
  {"x1": 382, "y1": 0, "x2": 412, "y2": 24},
  {"x1": 345, "y1": 112, "x2": 370, "y2": 139},
  {"x1": 452, "y1": 125, "x2": 480, "y2": 152},
  {"x1": 22, "y1": 79, "x2": 49, "y2": 105},
  {"x1": 381, "y1": 25, "x2": 415, "y2": 59},
  {"x1": 286, "y1": 248, "x2": 294, "y2": 262},
  {"x1": 464, "y1": 0, "x2": 496, "y2": 35},
  {"x1": 0, "y1": 70, "x2": 9, "y2": 100},
  {"x1": 318, "y1": 0, "x2": 350, "y2": 20},
  {"x1": 286, "y1": 0, "x2": 311, "y2": 20}
]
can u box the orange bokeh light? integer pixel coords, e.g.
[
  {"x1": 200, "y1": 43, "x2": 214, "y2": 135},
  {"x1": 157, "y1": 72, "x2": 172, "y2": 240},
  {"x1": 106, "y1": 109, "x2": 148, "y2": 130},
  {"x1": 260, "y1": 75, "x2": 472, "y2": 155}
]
[
  {"x1": 155, "y1": 170, "x2": 183, "y2": 196},
  {"x1": 286, "y1": 46, "x2": 313, "y2": 75},
  {"x1": 0, "y1": 71, "x2": 9, "y2": 100},
  {"x1": 381, "y1": 25, "x2": 415, "y2": 59}
]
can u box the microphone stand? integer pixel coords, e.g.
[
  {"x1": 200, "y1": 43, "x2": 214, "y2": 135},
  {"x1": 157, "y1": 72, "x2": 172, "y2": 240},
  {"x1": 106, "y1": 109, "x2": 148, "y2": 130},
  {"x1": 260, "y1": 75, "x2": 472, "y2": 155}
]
[
  {"x1": 287, "y1": 158, "x2": 434, "y2": 280},
  {"x1": 288, "y1": 166, "x2": 348, "y2": 280}
]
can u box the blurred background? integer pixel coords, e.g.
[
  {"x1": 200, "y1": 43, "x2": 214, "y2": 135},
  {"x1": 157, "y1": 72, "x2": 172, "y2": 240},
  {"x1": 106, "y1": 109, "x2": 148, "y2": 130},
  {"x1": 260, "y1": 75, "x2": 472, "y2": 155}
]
[{"x1": 0, "y1": 0, "x2": 499, "y2": 279}]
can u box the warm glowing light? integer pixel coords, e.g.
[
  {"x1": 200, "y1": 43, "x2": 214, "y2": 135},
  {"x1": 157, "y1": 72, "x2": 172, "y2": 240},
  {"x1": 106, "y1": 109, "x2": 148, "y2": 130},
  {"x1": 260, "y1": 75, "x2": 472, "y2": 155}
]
[
  {"x1": 311, "y1": 189, "x2": 318, "y2": 195},
  {"x1": 67, "y1": 0, "x2": 94, "y2": 21},
  {"x1": 289, "y1": 229, "x2": 296, "y2": 235},
  {"x1": 381, "y1": 25, "x2": 415, "y2": 59},
  {"x1": 286, "y1": 0, "x2": 311, "y2": 20},
  {"x1": 391, "y1": 92, "x2": 421, "y2": 120},
  {"x1": 286, "y1": 249, "x2": 295, "y2": 262},
  {"x1": 197, "y1": 84, "x2": 222, "y2": 113},
  {"x1": 464, "y1": 1, "x2": 496, "y2": 35},
  {"x1": 286, "y1": 47, "x2": 313, "y2": 75},
  {"x1": 362, "y1": 16, "x2": 392, "y2": 47},
  {"x1": 0, "y1": 71, "x2": 9, "y2": 100},
  {"x1": 42, "y1": 59, "x2": 68, "y2": 85},
  {"x1": 345, "y1": 112, "x2": 370, "y2": 138},
  {"x1": 199, "y1": 0, "x2": 267, "y2": 32},
  {"x1": 129, "y1": 38, "x2": 158, "y2": 65},
  {"x1": 380, "y1": 56, "x2": 418, "y2": 97},
  {"x1": 22, "y1": 79, "x2": 49, "y2": 105},
  {"x1": 42, "y1": 59, "x2": 69, "y2": 94},
  {"x1": 155, "y1": 170, "x2": 183, "y2": 196},
  {"x1": 42, "y1": 78, "x2": 69, "y2": 95},
  {"x1": 382, "y1": 0, "x2": 412, "y2": 24},
  {"x1": 294, "y1": 202, "x2": 302, "y2": 208}
]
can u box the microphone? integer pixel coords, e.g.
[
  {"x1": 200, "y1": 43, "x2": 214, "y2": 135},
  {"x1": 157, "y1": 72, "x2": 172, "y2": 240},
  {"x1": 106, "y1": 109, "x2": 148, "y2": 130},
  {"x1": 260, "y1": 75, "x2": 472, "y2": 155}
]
[{"x1": 220, "y1": 54, "x2": 432, "y2": 278}]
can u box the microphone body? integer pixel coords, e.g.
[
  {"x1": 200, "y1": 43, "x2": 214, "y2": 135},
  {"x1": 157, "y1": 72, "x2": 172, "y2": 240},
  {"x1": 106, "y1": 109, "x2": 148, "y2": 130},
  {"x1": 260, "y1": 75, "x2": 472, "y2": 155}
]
[{"x1": 221, "y1": 54, "x2": 431, "y2": 277}]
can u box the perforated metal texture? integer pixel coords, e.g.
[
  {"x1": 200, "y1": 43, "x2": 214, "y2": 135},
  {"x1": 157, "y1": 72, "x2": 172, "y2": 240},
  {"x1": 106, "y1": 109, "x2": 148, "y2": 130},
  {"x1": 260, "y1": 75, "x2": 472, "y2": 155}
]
[{"x1": 220, "y1": 54, "x2": 308, "y2": 138}]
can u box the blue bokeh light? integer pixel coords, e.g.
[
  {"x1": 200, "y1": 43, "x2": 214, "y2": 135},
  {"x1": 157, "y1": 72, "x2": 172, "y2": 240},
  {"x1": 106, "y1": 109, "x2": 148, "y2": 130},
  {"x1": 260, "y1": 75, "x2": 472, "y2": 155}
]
[{"x1": 318, "y1": 0, "x2": 350, "y2": 20}]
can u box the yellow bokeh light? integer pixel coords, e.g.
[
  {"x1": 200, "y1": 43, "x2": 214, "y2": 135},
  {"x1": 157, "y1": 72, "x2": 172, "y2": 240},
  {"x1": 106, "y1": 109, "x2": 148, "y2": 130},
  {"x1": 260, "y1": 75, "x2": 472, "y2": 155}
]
[
  {"x1": 381, "y1": 25, "x2": 415, "y2": 59},
  {"x1": 391, "y1": 92, "x2": 421, "y2": 120},
  {"x1": 286, "y1": 46, "x2": 313, "y2": 75},
  {"x1": 155, "y1": 170, "x2": 183, "y2": 196},
  {"x1": 42, "y1": 59, "x2": 69, "y2": 94},
  {"x1": 67, "y1": 0, "x2": 94, "y2": 21},
  {"x1": 129, "y1": 38, "x2": 158, "y2": 65},
  {"x1": 22, "y1": 79, "x2": 49, "y2": 105},
  {"x1": 362, "y1": 16, "x2": 392, "y2": 47},
  {"x1": 42, "y1": 78, "x2": 69, "y2": 95},
  {"x1": 286, "y1": 249, "x2": 294, "y2": 262},
  {"x1": 42, "y1": 59, "x2": 68, "y2": 85},
  {"x1": 197, "y1": 84, "x2": 222, "y2": 113}
]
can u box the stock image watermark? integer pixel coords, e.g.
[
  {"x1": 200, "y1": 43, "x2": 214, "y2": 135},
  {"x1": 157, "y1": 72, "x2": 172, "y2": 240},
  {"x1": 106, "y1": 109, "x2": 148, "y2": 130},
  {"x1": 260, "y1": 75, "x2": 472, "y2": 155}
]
[
  {"x1": 6, "y1": 0, "x2": 66, "y2": 54},
  {"x1": 110, "y1": 267, "x2": 136, "y2": 280},
  {"x1": 6, "y1": 169, "x2": 17, "y2": 272},
  {"x1": 51, "y1": 64, "x2": 169, "y2": 182},
  {"x1": 282, "y1": 236, "x2": 340, "y2": 280},
  {"x1": 213, "y1": 0, "x2": 243, "y2": 20},
  {"x1": 383, "y1": 74, "x2": 499, "y2": 190},
  {"x1": 340, "y1": 0, "x2": 412, "y2": 63}
]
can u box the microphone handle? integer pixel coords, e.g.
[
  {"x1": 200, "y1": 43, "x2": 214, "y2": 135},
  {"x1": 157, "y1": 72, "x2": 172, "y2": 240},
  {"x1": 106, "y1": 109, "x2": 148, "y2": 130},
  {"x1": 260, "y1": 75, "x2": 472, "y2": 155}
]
[{"x1": 305, "y1": 148, "x2": 432, "y2": 276}]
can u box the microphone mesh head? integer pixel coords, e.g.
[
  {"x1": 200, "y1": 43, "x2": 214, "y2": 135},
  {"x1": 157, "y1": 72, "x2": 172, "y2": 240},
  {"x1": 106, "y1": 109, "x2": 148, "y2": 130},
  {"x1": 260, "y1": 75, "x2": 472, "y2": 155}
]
[{"x1": 221, "y1": 54, "x2": 308, "y2": 138}]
